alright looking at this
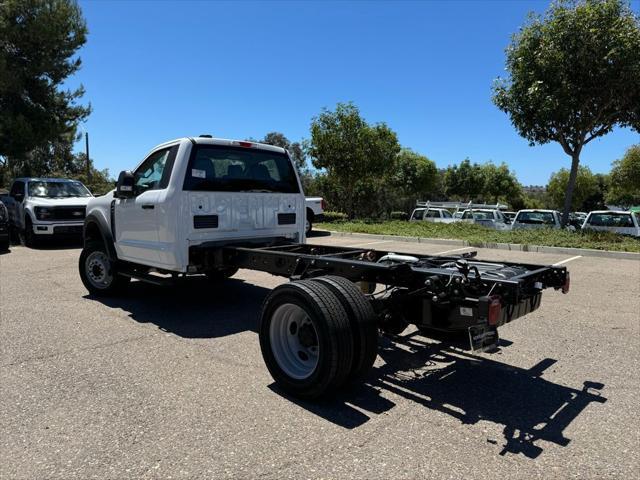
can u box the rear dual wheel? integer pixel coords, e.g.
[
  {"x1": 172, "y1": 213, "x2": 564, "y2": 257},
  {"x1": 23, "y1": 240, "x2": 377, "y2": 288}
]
[{"x1": 259, "y1": 277, "x2": 378, "y2": 399}]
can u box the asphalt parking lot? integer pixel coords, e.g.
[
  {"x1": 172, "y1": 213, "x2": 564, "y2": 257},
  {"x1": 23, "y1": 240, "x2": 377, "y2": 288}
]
[{"x1": 1, "y1": 233, "x2": 639, "y2": 479}]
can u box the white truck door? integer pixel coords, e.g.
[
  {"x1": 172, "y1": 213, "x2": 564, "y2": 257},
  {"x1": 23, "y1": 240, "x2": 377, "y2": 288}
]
[{"x1": 114, "y1": 147, "x2": 177, "y2": 266}]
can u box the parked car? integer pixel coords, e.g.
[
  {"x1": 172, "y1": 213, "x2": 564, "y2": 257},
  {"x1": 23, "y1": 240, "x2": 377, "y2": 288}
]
[
  {"x1": 581, "y1": 210, "x2": 640, "y2": 237},
  {"x1": 409, "y1": 207, "x2": 455, "y2": 222},
  {"x1": 459, "y1": 208, "x2": 510, "y2": 230},
  {"x1": 511, "y1": 209, "x2": 567, "y2": 230},
  {"x1": 305, "y1": 196, "x2": 325, "y2": 234},
  {"x1": 6, "y1": 178, "x2": 93, "y2": 247},
  {"x1": 0, "y1": 200, "x2": 10, "y2": 251}
]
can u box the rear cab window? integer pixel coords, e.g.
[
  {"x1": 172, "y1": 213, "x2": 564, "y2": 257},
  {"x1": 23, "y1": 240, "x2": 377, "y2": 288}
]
[
  {"x1": 515, "y1": 211, "x2": 556, "y2": 225},
  {"x1": 588, "y1": 212, "x2": 635, "y2": 227},
  {"x1": 183, "y1": 145, "x2": 300, "y2": 193}
]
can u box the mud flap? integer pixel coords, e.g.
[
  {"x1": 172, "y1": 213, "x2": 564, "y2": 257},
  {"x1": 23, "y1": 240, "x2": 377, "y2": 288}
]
[{"x1": 468, "y1": 324, "x2": 499, "y2": 352}]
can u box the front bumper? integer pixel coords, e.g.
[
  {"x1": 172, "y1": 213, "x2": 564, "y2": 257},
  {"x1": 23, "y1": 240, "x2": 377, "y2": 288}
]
[{"x1": 31, "y1": 222, "x2": 84, "y2": 236}]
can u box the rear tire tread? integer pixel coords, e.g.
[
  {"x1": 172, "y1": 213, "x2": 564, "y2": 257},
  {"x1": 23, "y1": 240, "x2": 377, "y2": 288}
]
[
  {"x1": 311, "y1": 276, "x2": 378, "y2": 381},
  {"x1": 259, "y1": 280, "x2": 354, "y2": 399}
]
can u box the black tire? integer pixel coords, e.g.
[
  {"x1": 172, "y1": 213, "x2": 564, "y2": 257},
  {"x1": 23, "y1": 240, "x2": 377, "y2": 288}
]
[
  {"x1": 306, "y1": 208, "x2": 314, "y2": 235},
  {"x1": 310, "y1": 276, "x2": 378, "y2": 381},
  {"x1": 259, "y1": 280, "x2": 354, "y2": 399},
  {"x1": 205, "y1": 266, "x2": 239, "y2": 282},
  {"x1": 0, "y1": 239, "x2": 9, "y2": 251},
  {"x1": 79, "y1": 241, "x2": 130, "y2": 296},
  {"x1": 20, "y1": 216, "x2": 37, "y2": 248}
]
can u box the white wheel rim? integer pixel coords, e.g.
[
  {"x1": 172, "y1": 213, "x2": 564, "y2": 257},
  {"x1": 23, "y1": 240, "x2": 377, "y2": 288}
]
[
  {"x1": 269, "y1": 303, "x2": 319, "y2": 380},
  {"x1": 85, "y1": 251, "x2": 113, "y2": 289},
  {"x1": 305, "y1": 220, "x2": 311, "y2": 233}
]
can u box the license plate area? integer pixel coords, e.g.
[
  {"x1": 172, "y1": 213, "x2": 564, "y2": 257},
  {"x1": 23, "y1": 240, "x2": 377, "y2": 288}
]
[{"x1": 468, "y1": 324, "x2": 499, "y2": 352}]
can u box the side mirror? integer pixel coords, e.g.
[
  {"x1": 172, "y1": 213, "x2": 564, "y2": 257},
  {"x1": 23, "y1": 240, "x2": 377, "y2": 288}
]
[{"x1": 115, "y1": 170, "x2": 135, "y2": 198}]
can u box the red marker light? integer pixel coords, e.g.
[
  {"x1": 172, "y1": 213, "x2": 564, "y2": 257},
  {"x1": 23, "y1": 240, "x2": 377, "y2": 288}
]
[
  {"x1": 321, "y1": 199, "x2": 326, "y2": 210},
  {"x1": 487, "y1": 296, "x2": 502, "y2": 326},
  {"x1": 237, "y1": 141, "x2": 254, "y2": 148}
]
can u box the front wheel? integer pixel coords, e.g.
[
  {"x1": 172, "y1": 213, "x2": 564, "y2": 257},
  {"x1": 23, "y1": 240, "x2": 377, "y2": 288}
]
[
  {"x1": 79, "y1": 242, "x2": 130, "y2": 296},
  {"x1": 19, "y1": 216, "x2": 38, "y2": 248}
]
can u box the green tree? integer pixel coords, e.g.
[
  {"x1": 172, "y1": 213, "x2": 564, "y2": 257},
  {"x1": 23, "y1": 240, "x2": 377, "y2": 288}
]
[
  {"x1": 0, "y1": 0, "x2": 90, "y2": 179},
  {"x1": 547, "y1": 165, "x2": 599, "y2": 211},
  {"x1": 387, "y1": 149, "x2": 438, "y2": 212},
  {"x1": 493, "y1": 0, "x2": 640, "y2": 224},
  {"x1": 607, "y1": 144, "x2": 640, "y2": 206},
  {"x1": 260, "y1": 131, "x2": 306, "y2": 171},
  {"x1": 481, "y1": 162, "x2": 522, "y2": 204},
  {"x1": 443, "y1": 158, "x2": 485, "y2": 201},
  {"x1": 308, "y1": 102, "x2": 400, "y2": 217},
  {"x1": 582, "y1": 172, "x2": 609, "y2": 211}
]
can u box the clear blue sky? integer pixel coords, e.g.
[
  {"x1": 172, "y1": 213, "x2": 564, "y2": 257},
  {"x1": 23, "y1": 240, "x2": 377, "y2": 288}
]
[{"x1": 71, "y1": 0, "x2": 639, "y2": 186}]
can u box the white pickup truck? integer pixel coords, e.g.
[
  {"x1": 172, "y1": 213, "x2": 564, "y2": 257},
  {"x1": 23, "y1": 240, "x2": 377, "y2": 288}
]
[
  {"x1": 305, "y1": 196, "x2": 325, "y2": 234},
  {"x1": 78, "y1": 136, "x2": 571, "y2": 399},
  {"x1": 6, "y1": 177, "x2": 93, "y2": 246},
  {"x1": 582, "y1": 210, "x2": 640, "y2": 237},
  {"x1": 459, "y1": 208, "x2": 510, "y2": 230},
  {"x1": 511, "y1": 209, "x2": 565, "y2": 231},
  {"x1": 409, "y1": 207, "x2": 455, "y2": 222}
]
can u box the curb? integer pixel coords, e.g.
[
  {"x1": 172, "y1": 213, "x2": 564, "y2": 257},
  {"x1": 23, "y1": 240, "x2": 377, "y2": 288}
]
[{"x1": 318, "y1": 230, "x2": 640, "y2": 261}]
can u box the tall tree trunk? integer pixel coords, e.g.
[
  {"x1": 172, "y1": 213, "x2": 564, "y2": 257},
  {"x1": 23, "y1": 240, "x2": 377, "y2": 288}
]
[{"x1": 562, "y1": 152, "x2": 581, "y2": 226}]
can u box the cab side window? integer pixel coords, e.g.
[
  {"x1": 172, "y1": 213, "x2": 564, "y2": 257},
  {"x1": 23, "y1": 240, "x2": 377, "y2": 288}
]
[
  {"x1": 134, "y1": 146, "x2": 177, "y2": 193},
  {"x1": 10, "y1": 181, "x2": 25, "y2": 200}
]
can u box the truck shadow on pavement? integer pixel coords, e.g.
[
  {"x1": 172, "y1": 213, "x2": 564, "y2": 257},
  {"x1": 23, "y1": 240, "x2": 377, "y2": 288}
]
[
  {"x1": 275, "y1": 331, "x2": 607, "y2": 459},
  {"x1": 86, "y1": 277, "x2": 269, "y2": 338}
]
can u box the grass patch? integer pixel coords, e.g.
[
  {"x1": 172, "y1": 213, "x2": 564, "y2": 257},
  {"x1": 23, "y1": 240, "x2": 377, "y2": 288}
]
[{"x1": 316, "y1": 221, "x2": 640, "y2": 253}]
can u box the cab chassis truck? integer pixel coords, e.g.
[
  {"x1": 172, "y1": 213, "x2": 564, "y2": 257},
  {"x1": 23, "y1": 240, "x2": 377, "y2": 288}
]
[{"x1": 79, "y1": 136, "x2": 570, "y2": 399}]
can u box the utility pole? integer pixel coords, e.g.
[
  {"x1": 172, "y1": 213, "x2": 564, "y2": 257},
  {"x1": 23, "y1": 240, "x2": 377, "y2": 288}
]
[{"x1": 85, "y1": 132, "x2": 91, "y2": 183}]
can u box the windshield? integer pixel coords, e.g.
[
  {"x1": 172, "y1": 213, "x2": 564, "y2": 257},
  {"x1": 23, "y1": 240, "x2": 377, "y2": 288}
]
[
  {"x1": 183, "y1": 145, "x2": 300, "y2": 193},
  {"x1": 515, "y1": 211, "x2": 555, "y2": 225},
  {"x1": 28, "y1": 181, "x2": 91, "y2": 198},
  {"x1": 588, "y1": 213, "x2": 634, "y2": 227},
  {"x1": 471, "y1": 210, "x2": 495, "y2": 220}
]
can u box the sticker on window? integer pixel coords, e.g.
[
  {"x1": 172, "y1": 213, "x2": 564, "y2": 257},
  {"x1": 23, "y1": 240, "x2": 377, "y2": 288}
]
[{"x1": 192, "y1": 169, "x2": 206, "y2": 179}]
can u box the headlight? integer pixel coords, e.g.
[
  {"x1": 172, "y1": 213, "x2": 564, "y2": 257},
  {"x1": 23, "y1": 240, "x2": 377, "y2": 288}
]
[{"x1": 34, "y1": 207, "x2": 52, "y2": 220}]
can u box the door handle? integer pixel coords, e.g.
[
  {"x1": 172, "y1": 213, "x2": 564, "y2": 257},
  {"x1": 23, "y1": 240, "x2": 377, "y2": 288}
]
[{"x1": 141, "y1": 204, "x2": 155, "y2": 210}]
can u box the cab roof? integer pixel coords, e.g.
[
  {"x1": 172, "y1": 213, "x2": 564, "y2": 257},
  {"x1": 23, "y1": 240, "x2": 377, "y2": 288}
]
[
  {"x1": 14, "y1": 177, "x2": 82, "y2": 183},
  {"x1": 156, "y1": 136, "x2": 287, "y2": 154}
]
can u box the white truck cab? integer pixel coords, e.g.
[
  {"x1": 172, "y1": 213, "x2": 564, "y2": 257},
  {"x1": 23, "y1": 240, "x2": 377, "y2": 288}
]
[
  {"x1": 305, "y1": 196, "x2": 325, "y2": 234},
  {"x1": 511, "y1": 209, "x2": 566, "y2": 230},
  {"x1": 460, "y1": 208, "x2": 510, "y2": 230},
  {"x1": 7, "y1": 177, "x2": 93, "y2": 246},
  {"x1": 409, "y1": 207, "x2": 455, "y2": 222},
  {"x1": 80, "y1": 136, "x2": 305, "y2": 291},
  {"x1": 582, "y1": 210, "x2": 640, "y2": 237}
]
